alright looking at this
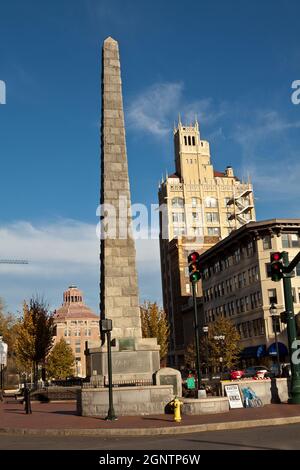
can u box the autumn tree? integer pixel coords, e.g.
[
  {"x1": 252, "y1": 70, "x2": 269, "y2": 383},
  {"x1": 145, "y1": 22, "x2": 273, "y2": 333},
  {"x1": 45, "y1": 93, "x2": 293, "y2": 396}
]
[
  {"x1": 185, "y1": 317, "x2": 241, "y2": 372},
  {"x1": 0, "y1": 299, "x2": 19, "y2": 385},
  {"x1": 47, "y1": 338, "x2": 75, "y2": 380},
  {"x1": 207, "y1": 317, "x2": 241, "y2": 370},
  {"x1": 140, "y1": 301, "x2": 169, "y2": 364},
  {"x1": 15, "y1": 298, "x2": 55, "y2": 385},
  {"x1": 0, "y1": 298, "x2": 17, "y2": 352}
]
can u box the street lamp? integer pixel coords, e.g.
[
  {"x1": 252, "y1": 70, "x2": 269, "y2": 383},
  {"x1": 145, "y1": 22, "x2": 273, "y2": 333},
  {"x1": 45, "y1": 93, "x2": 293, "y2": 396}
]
[
  {"x1": 214, "y1": 335, "x2": 225, "y2": 380},
  {"x1": 269, "y1": 303, "x2": 281, "y2": 377},
  {"x1": 100, "y1": 319, "x2": 117, "y2": 421},
  {"x1": 202, "y1": 326, "x2": 209, "y2": 377}
]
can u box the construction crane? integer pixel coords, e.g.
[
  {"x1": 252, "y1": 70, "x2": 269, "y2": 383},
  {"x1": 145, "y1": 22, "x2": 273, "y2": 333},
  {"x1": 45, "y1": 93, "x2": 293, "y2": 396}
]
[{"x1": 0, "y1": 260, "x2": 29, "y2": 265}]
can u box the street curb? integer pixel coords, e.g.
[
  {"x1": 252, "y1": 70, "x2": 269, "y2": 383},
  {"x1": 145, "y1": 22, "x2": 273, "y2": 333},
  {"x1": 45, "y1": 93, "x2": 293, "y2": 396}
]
[{"x1": 1, "y1": 416, "x2": 300, "y2": 437}]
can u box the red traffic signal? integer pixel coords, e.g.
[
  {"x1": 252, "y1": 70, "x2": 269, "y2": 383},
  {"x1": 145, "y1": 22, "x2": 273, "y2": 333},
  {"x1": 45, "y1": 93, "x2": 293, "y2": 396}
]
[
  {"x1": 188, "y1": 251, "x2": 200, "y2": 264},
  {"x1": 188, "y1": 251, "x2": 201, "y2": 283},
  {"x1": 270, "y1": 252, "x2": 284, "y2": 282},
  {"x1": 271, "y1": 252, "x2": 282, "y2": 262}
]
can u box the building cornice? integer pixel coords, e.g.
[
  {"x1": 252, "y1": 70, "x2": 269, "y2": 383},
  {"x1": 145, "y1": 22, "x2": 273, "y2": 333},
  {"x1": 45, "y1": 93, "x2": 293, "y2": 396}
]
[{"x1": 199, "y1": 219, "x2": 300, "y2": 263}]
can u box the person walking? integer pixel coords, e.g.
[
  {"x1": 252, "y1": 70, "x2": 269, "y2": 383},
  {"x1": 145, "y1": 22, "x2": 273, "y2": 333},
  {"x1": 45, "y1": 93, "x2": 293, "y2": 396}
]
[{"x1": 24, "y1": 383, "x2": 32, "y2": 414}]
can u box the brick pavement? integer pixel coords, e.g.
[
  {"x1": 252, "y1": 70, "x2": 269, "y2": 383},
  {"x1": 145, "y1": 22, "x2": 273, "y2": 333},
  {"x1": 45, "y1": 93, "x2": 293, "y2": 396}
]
[{"x1": 1, "y1": 399, "x2": 300, "y2": 431}]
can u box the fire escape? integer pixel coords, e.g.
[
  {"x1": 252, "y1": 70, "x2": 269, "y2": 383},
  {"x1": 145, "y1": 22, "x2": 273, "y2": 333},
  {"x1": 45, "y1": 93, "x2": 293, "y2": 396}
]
[{"x1": 226, "y1": 188, "x2": 255, "y2": 226}]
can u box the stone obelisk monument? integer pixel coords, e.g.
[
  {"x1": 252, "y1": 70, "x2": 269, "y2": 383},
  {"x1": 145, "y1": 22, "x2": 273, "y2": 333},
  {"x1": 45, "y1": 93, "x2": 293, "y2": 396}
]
[
  {"x1": 100, "y1": 36, "x2": 142, "y2": 340},
  {"x1": 86, "y1": 37, "x2": 160, "y2": 384}
]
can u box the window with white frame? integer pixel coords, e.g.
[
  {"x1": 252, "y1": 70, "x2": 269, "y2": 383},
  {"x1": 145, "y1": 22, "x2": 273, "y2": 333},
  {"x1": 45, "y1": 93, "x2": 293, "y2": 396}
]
[{"x1": 205, "y1": 197, "x2": 218, "y2": 208}]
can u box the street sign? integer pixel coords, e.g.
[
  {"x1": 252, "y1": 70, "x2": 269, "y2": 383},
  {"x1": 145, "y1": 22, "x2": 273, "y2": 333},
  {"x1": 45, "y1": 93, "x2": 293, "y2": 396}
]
[
  {"x1": 0, "y1": 340, "x2": 8, "y2": 366},
  {"x1": 224, "y1": 384, "x2": 243, "y2": 409}
]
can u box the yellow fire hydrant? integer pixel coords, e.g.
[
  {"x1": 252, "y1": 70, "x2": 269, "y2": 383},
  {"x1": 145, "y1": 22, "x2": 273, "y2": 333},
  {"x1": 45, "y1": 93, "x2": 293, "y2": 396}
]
[{"x1": 173, "y1": 396, "x2": 182, "y2": 423}]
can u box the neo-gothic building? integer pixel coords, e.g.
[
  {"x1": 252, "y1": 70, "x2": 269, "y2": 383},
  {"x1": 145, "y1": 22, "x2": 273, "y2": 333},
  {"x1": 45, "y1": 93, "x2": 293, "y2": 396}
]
[{"x1": 158, "y1": 120, "x2": 256, "y2": 366}]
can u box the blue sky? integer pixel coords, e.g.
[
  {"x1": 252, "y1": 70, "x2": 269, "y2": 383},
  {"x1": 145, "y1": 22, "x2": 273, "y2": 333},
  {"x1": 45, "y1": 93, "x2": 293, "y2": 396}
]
[{"x1": 0, "y1": 0, "x2": 300, "y2": 315}]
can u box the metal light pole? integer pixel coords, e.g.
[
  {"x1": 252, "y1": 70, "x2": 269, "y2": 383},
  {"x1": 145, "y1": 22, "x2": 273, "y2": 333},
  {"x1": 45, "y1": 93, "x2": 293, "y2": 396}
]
[
  {"x1": 214, "y1": 335, "x2": 225, "y2": 380},
  {"x1": 203, "y1": 325, "x2": 209, "y2": 377},
  {"x1": 100, "y1": 319, "x2": 117, "y2": 421},
  {"x1": 192, "y1": 281, "x2": 201, "y2": 392},
  {"x1": 269, "y1": 303, "x2": 281, "y2": 377},
  {"x1": 281, "y1": 252, "x2": 300, "y2": 404}
]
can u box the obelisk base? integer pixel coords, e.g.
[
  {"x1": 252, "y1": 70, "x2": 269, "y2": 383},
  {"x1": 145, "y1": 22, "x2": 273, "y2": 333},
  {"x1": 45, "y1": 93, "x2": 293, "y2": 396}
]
[{"x1": 85, "y1": 337, "x2": 160, "y2": 384}]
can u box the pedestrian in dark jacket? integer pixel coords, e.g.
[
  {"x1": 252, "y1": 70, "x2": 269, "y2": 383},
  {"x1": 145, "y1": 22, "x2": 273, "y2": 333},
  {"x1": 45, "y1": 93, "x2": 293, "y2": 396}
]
[{"x1": 24, "y1": 384, "x2": 32, "y2": 414}]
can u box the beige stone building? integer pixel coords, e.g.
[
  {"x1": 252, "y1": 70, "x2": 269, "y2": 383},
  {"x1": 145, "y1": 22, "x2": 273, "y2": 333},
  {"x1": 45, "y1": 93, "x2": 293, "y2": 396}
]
[
  {"x1": 199, "y1": 219, "x2": 300, "y2": 364},
  {"x1": 158, "y1": 119, "x2": 255, "y2": 367},
  {"x1": 53, "y1": 286, "x2": 99, "y2": 377}
]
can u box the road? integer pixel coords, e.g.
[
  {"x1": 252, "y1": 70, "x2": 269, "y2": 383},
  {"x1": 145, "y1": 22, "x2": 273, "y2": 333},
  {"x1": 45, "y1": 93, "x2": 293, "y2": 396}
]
[{"x1": 0, "y1": 423, "x2": 300, "y2": 450}]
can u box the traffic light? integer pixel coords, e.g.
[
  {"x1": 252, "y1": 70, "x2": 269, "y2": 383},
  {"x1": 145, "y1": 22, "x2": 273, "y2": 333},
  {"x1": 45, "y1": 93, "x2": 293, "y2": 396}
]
[
  {"x1": 270, "y1": 252, "x2": 284, "y2": 282},
  {"x1": 188, "y1": 251, "x2": 201, "y2": 283}
]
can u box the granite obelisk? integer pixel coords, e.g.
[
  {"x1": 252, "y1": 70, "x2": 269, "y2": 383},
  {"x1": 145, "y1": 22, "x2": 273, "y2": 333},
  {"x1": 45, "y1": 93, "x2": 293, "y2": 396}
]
[
  {"x1": 84, "y1": 37, "x2": 160, "y2": 384},
  {"x1": 100, "y1": 36, "x2": 142, "y2": 340}
]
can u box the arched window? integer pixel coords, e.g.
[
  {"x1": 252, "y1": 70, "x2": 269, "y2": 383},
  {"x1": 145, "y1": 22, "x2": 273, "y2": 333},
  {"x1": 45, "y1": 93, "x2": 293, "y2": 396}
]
[
  {"x1": 172, "y1": 197, "x2": 184, "y2": 208},
  {"x1": 205, "y1": 196, "x2": 218, "y2": 208}
]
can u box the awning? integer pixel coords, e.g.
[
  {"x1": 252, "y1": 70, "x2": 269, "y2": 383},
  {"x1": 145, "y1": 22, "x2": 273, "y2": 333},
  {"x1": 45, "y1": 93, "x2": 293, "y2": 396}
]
[
  {"x1": 267, "y1": 342, "x2": 288, "y2": 357},
  {"x1": 240, "y1": 344, "x2": 266, "y2": 358}
]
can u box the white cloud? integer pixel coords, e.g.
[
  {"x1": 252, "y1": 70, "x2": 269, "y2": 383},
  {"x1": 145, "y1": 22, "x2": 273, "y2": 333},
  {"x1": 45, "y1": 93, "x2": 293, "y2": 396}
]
[
  {"x1": 0, "y1": 218, "x2": 161, "y2": 314},
  {"x1": 127, "y1": 82, "x2": 183, "y2": 136},
  {"x1": 127, "y1": 82, "x2": 226, "y2": 137},
  {"x1": 233, "y1": 110, "x2": 300, "y2": 148}
]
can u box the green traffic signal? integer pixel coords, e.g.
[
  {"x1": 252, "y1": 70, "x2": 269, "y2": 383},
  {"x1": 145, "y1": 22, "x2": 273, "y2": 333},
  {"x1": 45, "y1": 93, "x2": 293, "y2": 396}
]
[{"x1": 190, "y1": 271, "x2": 201, "y2": 283}]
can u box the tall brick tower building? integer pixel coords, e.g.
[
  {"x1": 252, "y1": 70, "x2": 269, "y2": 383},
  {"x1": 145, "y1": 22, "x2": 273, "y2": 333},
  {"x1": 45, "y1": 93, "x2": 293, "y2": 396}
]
[{"x1": 158, "y1": 119, "x2": 256, "y2": 366}]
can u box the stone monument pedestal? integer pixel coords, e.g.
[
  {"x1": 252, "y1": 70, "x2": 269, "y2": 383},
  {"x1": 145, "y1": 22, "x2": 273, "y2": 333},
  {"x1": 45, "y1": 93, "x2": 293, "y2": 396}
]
[
  {"x1": 85, "y1": 337, "x2": 160, "y2": 385},
  {"x1": 78, "y1": 384, "x2": 173, "y2": 417}
]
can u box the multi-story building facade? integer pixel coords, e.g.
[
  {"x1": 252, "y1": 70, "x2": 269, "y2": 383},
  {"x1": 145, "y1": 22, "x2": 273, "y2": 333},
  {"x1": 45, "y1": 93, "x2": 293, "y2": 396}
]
[
  {"x1": 158, "y1": 119, "x2": 255, "y2": 367},
  {"x1": 53, "y1": 286, "x2": 99, "y2": 377},
  {"x1": 199, "y1": 219, "x2": 300, "y2": 364}
]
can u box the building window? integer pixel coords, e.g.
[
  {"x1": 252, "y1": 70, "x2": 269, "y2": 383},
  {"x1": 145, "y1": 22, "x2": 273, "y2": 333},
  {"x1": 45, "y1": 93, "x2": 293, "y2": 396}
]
[
  {"x1": 263, "y1": 235, "x2": 272, "y2": 250},
  {"x1": 173, "y1": 227, "x2": 186, "y2": 237},
  {"x1": 282, "y1": 233, "x2": 300, "y2": 248},
  {"x1": 234, "y1": 248, "x2": 241, "y2": 263},
  {"x1": 268, "y1": 288, "x2": 277, "y2": 304},
  {"x1": 208, "y1": 227, "x2": 220, "y2": 236},
  {"x1": 246, "y1": 241, "x2": 254, "y2": 257},
  {"x1": 188, "y1": 136, "x2": 191, "y2": 145},
  {"x1": 214, "y1": 261, "x2": 221, "y2": 273},
  {"x1": 224, "y1": 197, "x2": 231, "y2": 207},
  {"x1": 295, "y1": 265, "x2": 300, "y2": 276},
  {"x1": 292, "y1": 287, "x2": 296, "y2": 303},
  {"x1": 186, "y1": 284, "x2": 190, "y2": 294},
  {"x1": 184, "y1": 136, "x2": 187, "y2": 145},
  {"x1": 192, "y1": 212, "x2": 199, "y2": 222},
  {"x1": 171, "y1": 197, "x2": 184, "y2": 208},
  {"x1": 172, "y1": 212, "x2": 185, "y2": 223},
  {"x1": 191, "y1": 197, "x2": 200, "y2": 208},
  {"x1": 266, "y1": 263, "x2": 272, "y2": 278},
  {"x1": 205, "y1": 197, "x2": 218, "y2": 208},
  {"x1": 206, "y1": 212, "x2": 219, "y2": 223},
  {"x1": 298, "y1": 287, "x2": 300, "y2": 303},
  {"x1": 192, "y1": 136, "x2": 195, "y2": 145}
]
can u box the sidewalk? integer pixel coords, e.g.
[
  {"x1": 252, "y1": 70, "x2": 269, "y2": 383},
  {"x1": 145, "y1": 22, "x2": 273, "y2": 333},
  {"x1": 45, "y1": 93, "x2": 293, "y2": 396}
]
[{"x1": 1, "y1": 400, "x2": 300, "y2": 436}]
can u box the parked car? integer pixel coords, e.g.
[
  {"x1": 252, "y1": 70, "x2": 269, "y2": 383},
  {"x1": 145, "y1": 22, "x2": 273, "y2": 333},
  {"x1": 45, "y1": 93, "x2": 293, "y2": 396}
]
[
  {"x1": 244, "y1": 365, "x2": 271, "y2": 378},
  {"x1": 230, "y1": 369, "x2": 244, "y2": 380}
]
